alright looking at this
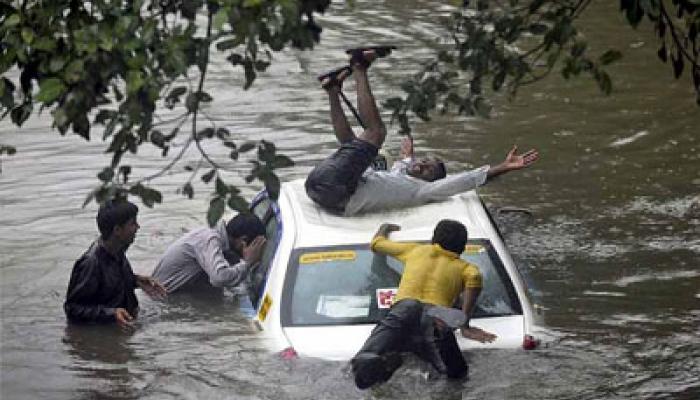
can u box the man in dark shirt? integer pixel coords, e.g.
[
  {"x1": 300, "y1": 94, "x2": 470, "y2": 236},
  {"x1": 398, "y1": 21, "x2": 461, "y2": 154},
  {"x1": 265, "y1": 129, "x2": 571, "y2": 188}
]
[{"x1": 64, "y1": 199, "x2": 166, "y2": 329}]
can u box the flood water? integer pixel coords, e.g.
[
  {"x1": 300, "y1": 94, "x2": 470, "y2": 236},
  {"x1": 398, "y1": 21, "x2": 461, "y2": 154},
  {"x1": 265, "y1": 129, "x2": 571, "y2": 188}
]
[{"x1": 1, "y1": 1, "x2": 698, "y2": 399}]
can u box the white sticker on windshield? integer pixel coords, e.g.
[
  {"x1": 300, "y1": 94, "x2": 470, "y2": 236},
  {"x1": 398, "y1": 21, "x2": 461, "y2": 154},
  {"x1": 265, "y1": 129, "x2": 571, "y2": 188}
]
[
  {"x1": 376, "y1": 288, "x2": 398, "y2": 309},
  {"x1": 316, "y1": 295, "x2": 370, "y2": 318}
]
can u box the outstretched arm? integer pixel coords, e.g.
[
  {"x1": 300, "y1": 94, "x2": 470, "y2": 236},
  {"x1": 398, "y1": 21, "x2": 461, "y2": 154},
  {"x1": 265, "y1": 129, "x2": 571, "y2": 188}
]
[
  {"x1": 487, "y1": 145, "x2": 539, "y2": 181},
  {"x1": 136, "y1": 275, "x2": 167, "y2": 300}
]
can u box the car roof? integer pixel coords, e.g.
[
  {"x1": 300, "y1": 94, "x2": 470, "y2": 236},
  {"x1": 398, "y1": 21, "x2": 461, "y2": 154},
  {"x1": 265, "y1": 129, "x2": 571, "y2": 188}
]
[{"x1": 280, "y1": 179, "x2": 493, "y2": 248}]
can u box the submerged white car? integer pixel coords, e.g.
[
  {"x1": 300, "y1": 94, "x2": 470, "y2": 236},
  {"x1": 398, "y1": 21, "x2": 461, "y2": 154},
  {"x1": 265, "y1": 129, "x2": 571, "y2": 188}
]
[{"x1": 246, "y1": 179, "x2": 540, "y2": 360}]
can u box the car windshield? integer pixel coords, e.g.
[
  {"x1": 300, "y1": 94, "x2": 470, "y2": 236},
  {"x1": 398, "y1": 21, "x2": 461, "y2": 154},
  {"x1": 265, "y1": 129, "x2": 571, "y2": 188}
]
[{"x1": 281, "y1": 240, "x2": 522, "y2": 326}]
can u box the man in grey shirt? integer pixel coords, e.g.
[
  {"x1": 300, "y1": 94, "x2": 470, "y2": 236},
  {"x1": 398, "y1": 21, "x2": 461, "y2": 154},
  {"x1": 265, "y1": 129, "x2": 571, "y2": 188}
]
[
  {"x1": 305, "y1": 48, "x2": 539, "y2": 216},
  {"x1": 152, "y1": 214, "x2": 266, "y2": 294}
]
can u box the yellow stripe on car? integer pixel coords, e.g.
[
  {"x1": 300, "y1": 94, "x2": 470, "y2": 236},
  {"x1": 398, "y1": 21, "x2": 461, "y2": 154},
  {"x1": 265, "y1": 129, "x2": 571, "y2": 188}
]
[
  {"x1": 299, "y1": 251, "x2": 356, "y2": 264},
  {"x1": 258, "y1": 293, "x2": 273, "y2": 322}
]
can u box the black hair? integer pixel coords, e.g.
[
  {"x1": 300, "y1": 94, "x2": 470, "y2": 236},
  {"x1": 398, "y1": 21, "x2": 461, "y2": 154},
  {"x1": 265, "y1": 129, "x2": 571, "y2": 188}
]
[
  {"x1": 433, "y1": 159, "x2": 447, "y2": 181},
  {"x1": 97, "y1": 199, "x2": 139, "y2": 240},
  {"x1": 431, "y1": 219, "x2": 468, "y2": 254},
  {"x1": 226, "y1": 213, "x2": 266, "y2": 244}
]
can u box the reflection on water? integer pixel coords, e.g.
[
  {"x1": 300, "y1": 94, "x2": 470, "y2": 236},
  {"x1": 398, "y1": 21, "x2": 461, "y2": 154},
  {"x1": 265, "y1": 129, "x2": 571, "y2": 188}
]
[{"x1": 1, "y1": 0, "x2": 699, "y2": 399}]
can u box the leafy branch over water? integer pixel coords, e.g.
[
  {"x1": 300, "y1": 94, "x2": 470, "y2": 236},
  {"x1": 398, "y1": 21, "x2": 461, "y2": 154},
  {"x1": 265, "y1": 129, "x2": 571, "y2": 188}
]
[
  {"x1": 385, "y1": 0, "x2": 699, "y2": 134},
  {"x1": 0, "y1": 0, "x2": 328, "y2": 226},
  {"x1": 0, "y1": 0, "x2": 697, "y2": 223}
]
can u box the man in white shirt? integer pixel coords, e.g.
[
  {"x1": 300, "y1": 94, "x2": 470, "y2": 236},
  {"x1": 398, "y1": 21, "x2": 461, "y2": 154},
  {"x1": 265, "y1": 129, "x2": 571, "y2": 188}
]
[
  {"x1": 152, "y1": 214, "x2": 266, "y2": 294},
  {"x1": 305, "y1": 49, "x2": 539, "y2": 216}
]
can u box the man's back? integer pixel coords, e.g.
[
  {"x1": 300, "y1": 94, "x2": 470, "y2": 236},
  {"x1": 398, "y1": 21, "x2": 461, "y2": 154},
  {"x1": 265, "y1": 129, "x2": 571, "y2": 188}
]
[
  {"x1": 152, "y1": 226, "x2": 220, "y2": 292},
  {"x1": 371, "y1": 237, "x2": 482, "y2": 307}
]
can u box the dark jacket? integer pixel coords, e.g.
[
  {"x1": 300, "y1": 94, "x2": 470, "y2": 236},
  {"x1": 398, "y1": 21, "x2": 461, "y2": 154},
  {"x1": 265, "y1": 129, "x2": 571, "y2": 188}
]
[{"x1": 64, "y1": 240, "x2": 139, "y2": 323}]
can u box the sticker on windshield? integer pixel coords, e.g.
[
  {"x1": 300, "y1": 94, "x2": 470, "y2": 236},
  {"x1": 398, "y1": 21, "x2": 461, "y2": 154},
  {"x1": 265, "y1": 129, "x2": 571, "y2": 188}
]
[
  {"x1": 299, "y1": 251, "x2": 356, "y2": 264},
  {"x1": 464, "y1": 244, "x2": 485, "y2": 254},
  {"x1": 376, "y1": 288, "x2": 398, "y2": 309},
  {"x1": 316, "y1": 295, "x2": 370, "y2": 318},
  {"x1": 258, "y1": 293, "x2": 272, "y2": 322}
]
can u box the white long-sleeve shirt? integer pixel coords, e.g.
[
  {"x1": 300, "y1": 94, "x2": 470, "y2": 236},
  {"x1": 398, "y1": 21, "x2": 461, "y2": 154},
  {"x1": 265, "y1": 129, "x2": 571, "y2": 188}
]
[
  {"x1": 344, "y1": 165, "x2": 490, "y2": 216},
  {"x1": 152, "y1": 221, "x2": 251, "y2": 293}
]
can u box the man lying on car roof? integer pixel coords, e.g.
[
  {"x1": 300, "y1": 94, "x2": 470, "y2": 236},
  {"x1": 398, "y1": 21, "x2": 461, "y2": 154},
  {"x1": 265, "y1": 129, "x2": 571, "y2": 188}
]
[{"x1": 305, "y1": 47, "x2": 539, "y2": 216}]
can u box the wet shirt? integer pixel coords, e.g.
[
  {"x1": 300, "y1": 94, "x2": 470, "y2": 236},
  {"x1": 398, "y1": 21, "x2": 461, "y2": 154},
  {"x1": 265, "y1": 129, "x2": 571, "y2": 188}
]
[
  {"x1": 64, "y1": 240, "x2": 139, "y2": 323},
  {"x1": 370, "y1": 236, "x2": 482, "y2": 307},
  {"x1": 344, "y1": 165, "x2": 489, "y2": 216},
  {"x1": 152, "y1": 221, "x2": 252, "y2": 293}
]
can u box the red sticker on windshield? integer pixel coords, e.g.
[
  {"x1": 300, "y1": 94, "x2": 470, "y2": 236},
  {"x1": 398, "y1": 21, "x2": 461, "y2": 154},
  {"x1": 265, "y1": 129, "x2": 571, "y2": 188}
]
[{"x1": 376, "y1": 288, "x2": 398, "y2": 309}]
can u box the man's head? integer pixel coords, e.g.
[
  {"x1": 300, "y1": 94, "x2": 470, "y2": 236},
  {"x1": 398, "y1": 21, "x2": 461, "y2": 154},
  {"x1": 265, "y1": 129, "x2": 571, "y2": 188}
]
[
  {"x1": 431, "y1": 219, "x2": 468, "y2": 254},
  {"x1": 97, "y1": 198, "x2": 139, "y2": 247},
  {"x1": 226, "y1": 213, "x2": 266, "y2": 253},
  {"x1": 407, "y1": 157, "x2": 447, "y2": 182}
]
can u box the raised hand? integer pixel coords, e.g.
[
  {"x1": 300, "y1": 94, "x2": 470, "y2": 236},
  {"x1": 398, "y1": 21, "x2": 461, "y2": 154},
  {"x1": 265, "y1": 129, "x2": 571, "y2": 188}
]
[
  {"x1": 502, "y1": 145, "x2": 539, "y2": 171},
  {"x1": 399, "y1": 136, "x2": 414, "y2": 159},
  {"x1": 242, "y1": 235, "x2": 267, "y2": 264}
]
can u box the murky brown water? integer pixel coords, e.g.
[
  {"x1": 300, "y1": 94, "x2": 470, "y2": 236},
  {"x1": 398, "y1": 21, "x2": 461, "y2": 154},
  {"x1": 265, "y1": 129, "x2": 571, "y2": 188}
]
[{"x1": 1, "y1": 1, "x2": 698, "y2": 399}]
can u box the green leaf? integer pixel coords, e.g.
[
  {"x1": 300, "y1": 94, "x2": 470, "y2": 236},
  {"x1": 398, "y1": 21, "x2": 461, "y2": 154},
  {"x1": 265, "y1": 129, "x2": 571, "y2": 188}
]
[
  {"x1": 197, "y1": 127, "x2": 215, "y2": 140},
  {"x1": 10, "y1": 103, "x2": 31, "y2": 126},
  {"x1": 227, "y1": 194, "x2": 249, "y2": 213},
  {"x1": 217, "y1": 39, "x2": 240, "y2": 51},
  {"x1": 207, "y1": 196, "x2": 225, "y2": 227},
  {"x1": 36, "y1": 78, "x2": 65, "y2": 103},
  {"x1": 82, "y1": 188, "x2": 97, "y2": 208},
  {"x1": 72, "y1": 114, "x2": 90, "y2": 140},
  {"x1": 671, "y1": 50, "x2": 684, "y2": 79},
  {"x1": 216, "y1": 128, "x2": 230, "y2": 139},
  {"x1": 239, "y1": 141, "x2": 256, "y2": 152},
  {"x1": 213, "y1": 8, "x2": 229, "y2": 30},
  {"x1": 129, "y1": 183, "x2": 162, "y2": 208},
  {"x1": 94, "y1": 109, "x2": 116, "y2": 125},
  {"x1": 4, "y1": 14, "x2": 20, "y2": 27},
  {"x1": 201, "y1": 168, "x2": 216, "y2": 183},
  {"x1": 118, "y1": 165, "x2": 131, "y2": 182},
  {"x1": 215, "y1": 177, "x2": 228, "y2": 195},
  {"x1": 97, "y1": 167, "x2": 114, "y2": 182},
  {"x1": 596, "y1": 70, "x2": 613, "y2": 95},
  {"x1": 21, "y1": 28, "x2": 34, "y2": 44},
  {"x1": 271, "y1": 154, "x2": 294, "y2": 169},
  {"x1": 126, "y1": 70, "x2": 144, "y2": 94},
  {"x1": 33, "y1": 37, "x2": 56, "y2": 51},
  {"x1": 182, "y1": 182, "x2": 194, "y2": 199},
  {"x1": 0, "y1": 145, "x2": 17, "y2": 156},
  {"x1": 227, "y1": 53, "x2": 245, "y2": 66},
  {"x1": 166, "y1": 86, "x2": 187, "y2": 108},
  {"x1": 150, "y1": 130, "x2": 165, "y2": 147},
  {"x1": 625, "y1": 0, "x2": 644, "y2": 28},
  {"x1": 599, "y1": 50, "x2": 623, "y2": 65}
]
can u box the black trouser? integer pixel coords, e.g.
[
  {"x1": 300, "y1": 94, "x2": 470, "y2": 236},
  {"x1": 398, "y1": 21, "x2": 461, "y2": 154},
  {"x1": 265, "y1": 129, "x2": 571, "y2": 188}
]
[
  {"x1": 305, "y1": 138, "x2": 378, "y2": 213},
  {"x1": 351, "y1": 299, "x2": 468, "y2": 388}
]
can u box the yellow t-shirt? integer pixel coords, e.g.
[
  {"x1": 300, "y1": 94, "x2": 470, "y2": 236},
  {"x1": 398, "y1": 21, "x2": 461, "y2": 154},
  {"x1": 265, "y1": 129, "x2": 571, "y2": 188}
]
[{"x1": 371, "y1": 236, "x2": 482, "y2": 307}]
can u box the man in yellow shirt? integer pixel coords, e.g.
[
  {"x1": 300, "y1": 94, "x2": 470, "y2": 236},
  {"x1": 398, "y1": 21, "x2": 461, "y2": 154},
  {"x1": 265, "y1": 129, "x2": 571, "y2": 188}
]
[{"x1": 351, "y1": 219, "x2": 497, "y2": 389}]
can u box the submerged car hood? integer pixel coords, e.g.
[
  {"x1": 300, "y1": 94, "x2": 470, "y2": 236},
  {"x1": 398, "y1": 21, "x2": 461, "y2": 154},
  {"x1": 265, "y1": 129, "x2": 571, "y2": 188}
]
[{"x1": 283, "y1": 315, "x2": 526, "y2": 361}]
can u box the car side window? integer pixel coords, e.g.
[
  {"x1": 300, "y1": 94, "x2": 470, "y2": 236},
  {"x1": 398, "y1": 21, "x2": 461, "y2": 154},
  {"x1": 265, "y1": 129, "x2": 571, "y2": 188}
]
[{"x1": 249, "y1": 196, "x2": 280, "y2": 308}]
